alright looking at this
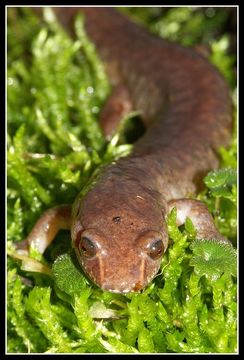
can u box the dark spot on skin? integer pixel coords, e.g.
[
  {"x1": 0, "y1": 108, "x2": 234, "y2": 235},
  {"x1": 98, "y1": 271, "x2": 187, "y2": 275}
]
[
  {"x1": 133, "y1": 282, "x2": 142, "y2": 291},
  {"x1": 130, "y1": 222, "x2": 133, "y2": 225},
  {"x1": 112, "y1": 216, "x2": 121, "y2": 224}
]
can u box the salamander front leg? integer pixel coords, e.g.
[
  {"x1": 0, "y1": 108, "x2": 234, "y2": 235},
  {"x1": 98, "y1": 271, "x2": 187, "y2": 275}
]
[
  {"x1": 168, "y1": 199, "x2": 230, "y2": 244},
  {"x1": 16, "y1": 205, "x2": 72, "y2": 255}
]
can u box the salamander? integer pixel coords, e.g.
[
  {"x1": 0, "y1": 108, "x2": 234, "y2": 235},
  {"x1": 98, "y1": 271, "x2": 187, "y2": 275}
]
[{"x1": 19, "y1": 7, "x2": 233, "y2": 293}]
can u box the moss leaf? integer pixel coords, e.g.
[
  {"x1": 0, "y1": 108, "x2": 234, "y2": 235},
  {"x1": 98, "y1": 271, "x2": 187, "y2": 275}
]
[
  {"x1": 190, "y1": 239, "x2": 237, "y2": 280},
  {"x1": 52, "y1": 253, "x2": 88, "y2": 296}
]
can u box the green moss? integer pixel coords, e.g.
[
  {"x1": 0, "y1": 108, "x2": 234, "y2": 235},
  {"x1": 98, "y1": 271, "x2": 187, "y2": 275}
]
[{"x1": 7, "y1": 7, "x2": 237, "y2": 354}]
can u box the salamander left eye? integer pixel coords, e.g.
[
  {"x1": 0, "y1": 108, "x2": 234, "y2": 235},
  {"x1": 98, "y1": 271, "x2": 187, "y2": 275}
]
[
  {"x1": 78, "y1": 236, "x2": 97, "y2": 258},
  {"x1": 147, "y1": 239, "x2": 164, "y2": 260}
]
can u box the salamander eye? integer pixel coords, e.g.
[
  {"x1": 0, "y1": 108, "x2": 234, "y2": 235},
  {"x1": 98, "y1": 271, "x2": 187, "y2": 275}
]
[
  {"x1": 78, "y1": 236, "x2": 97, "y2": 258},
  {"x1": 146, "y1": 239, "x2": 164, "y2": 260}
]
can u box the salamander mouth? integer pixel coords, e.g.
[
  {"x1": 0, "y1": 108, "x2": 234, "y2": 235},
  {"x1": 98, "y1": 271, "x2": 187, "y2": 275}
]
[
  {"x1": 103, "y1": 288, "x2": 135, "y2": 294},
  {"x1": 101, "y1": 280, "x2": 145, "y2": 293},
  {"x1": 101, "y1": 286, "x2": 141, "y2": 294}
]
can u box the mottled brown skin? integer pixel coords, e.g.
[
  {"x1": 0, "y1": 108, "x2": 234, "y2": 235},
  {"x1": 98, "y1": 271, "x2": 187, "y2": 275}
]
[{"x1": 22, "y1": 7, "x2": 233, "y2": 293}]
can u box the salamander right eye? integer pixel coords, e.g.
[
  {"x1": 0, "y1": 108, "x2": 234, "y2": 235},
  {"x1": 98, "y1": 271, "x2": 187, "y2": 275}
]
[
  {"x1": 136, "y1": 230, "x2": 165, "y2": 261},
  {"x1": 78, "y1": 236, "x2": 97, "y2": 258},
  {"x1": 146, "y1": 239, "x2": 164, "y2": 260}
]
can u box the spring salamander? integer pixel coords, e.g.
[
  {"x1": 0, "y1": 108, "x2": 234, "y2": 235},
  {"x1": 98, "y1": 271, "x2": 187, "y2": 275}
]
[{"x1": 19, "y1": 7, "x2": 233, "y2": 293}]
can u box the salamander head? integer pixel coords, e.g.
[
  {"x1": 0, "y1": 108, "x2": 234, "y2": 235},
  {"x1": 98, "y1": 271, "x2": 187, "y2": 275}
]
[{"x1": 71, "y1": 182, "x2": 168, "y2": 293}]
